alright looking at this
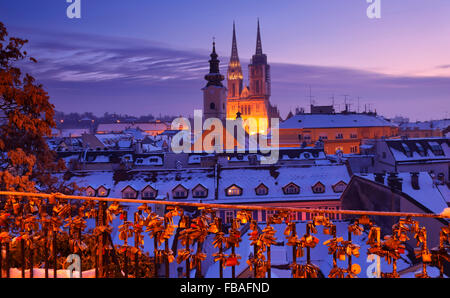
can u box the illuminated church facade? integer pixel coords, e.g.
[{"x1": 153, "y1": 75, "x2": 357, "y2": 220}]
[{"x1": 226, "y1": 21, "x2": 280, "y2": 133}]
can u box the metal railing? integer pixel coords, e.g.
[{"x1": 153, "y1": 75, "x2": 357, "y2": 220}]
[{"x1": 0, "y1": 191, "x2": 448, "y2": 278}]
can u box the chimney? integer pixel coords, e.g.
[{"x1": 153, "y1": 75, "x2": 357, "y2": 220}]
[
  {"x1": 411, "y1": 172, "x2": 420, "y2": 190},
  {"x1": 374, "y1": 173, "x2": 385, "y2": 184},
  {"x1": 387, "y1": 172, "x2": 403, "y2": 192}
]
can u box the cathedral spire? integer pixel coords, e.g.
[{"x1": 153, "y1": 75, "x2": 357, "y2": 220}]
[
  {"x1": 230, "y1": 21, "x2": 239, "y2": 62},
  {"x1": 255, "y1": 18, "x2": 263, "y2": 56}
]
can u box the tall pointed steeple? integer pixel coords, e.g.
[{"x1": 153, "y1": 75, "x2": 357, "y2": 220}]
[
  {"x1": 255, "y1": 18, "x2": 263, "y2": 56},
  {"x1": 227, "y1": 22, "x2": 243, "y2": 100},
  {"x1": 230, "y1": 21, "x2": 239, "y2": 62}
]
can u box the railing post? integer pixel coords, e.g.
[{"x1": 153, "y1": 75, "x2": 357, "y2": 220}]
[
  {"x1": 134, "y1": 212, "x2": 139, "y2": 278},
  {"x1": 164, "y1": 216, "x2": 170, "y2": 278},
  {"x1": 218, "y1": 217, "x2": 223, "y2": 279}
]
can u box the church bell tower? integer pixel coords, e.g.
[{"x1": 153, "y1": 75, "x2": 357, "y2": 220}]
[
  {"x1": 248, "y1": 19, "x2": 271, "y2": 101},
  {"x1": 203, "y1": 41, "x2": 227, "y2": 121}
]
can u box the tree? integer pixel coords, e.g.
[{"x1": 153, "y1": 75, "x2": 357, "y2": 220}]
[{"x1": 0, "y1": 22, "x2": 73, "y2": 194}]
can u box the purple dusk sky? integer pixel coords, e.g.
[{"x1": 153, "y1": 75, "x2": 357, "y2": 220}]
[{"x1": 0, "y1": 0, "x2": 449, "y2": 121}]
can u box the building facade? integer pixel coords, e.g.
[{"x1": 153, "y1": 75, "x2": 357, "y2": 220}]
[{"x1": 279, "y1": 113, "x2": 399, "y2": 155}]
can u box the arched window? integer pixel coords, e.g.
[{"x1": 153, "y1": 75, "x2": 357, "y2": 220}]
[{"x1": 210, "y1": 102, "x2": 215, "y2": 110}]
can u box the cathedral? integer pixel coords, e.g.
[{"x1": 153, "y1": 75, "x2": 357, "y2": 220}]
[
  {"x1": 226, "y1": 20, "x2": 280, "y2": 133},
  {"x1": 201, "y1": 20, "x2": 279, "y2": 135}
]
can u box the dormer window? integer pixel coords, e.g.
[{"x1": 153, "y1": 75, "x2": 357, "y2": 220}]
[
  {"x1": 122, "y1": 186, "x2": 138, "y2": 199},
  {"x1": 283, "y1": 183, "x2": 300, "y2": 195},
  {"x1": 192, "y1": 184, "x2": 208, "y2": 198},
  {"x1": 86, "y1": 186, "x2": 96, "y2": 197},
  {"x1": 141, "y1": 185, "x2": 157, "y2": 199},
  {"x1": 415, "y1": 143, "x2": 427, "y2": 157},
  {"x1": 312, "y1": 182, "x2": 325, "y2": 194},
  {"x1": 332, "y1": 181, "x2": 347, "y2": 193},
  {"x1": 402, "y1": 143, "x2": 412, "y2": 157},
  {"x1": 172, "y1": 184, "x2": 188, "y2": 199},
  {"x1": 226, "y1": 184, "x2": 243, "y2": 196},
  {"x1": 255, "y1": 183, "x2": 269, "y2": 196},
  {"x1": 429, "y1": 142, "x2": 444, "y2": 156},
  {"x1": 97, "y1": 186, "x2": 109, "y2": 197}
]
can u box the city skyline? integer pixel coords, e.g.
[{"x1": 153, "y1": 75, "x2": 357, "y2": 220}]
[{"x1": 1, "y1": 0, "x2": 449, "y2": 121}]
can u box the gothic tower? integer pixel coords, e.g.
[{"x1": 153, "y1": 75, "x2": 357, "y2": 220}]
[
  {"x1": 227, "y1": 22, "x2": 243, "y2": 100},
  {"x1": 203, "y1": 41, "x2": 227, "y2": 120},
  {"x1": 248, "y1": 19, "x2": 271, "y2": 101}
]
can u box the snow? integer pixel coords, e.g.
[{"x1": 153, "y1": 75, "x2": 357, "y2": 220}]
[
  {"x1": 437, "y1": 184, "x2": 450, "y2": 204},
  {"x1": 216, "y1": 164, "x2": 350, "y2": 203},
  {"x1": 356, "y1": 172, "x2": 448, "y2": 215},
  {"x1": 281, "y1": 114, "x2": 396, "y2": 129}
]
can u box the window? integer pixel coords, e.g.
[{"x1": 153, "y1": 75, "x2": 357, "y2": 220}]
[
  {"x1": 142, "y1": 187, "x2": 157, "y2": 199},
  {"x1": 402, "y1": 143, "x2": 412, "y2": 157},
  {"x1": 336, "y1": 133, "x2": 344, "y2": 139},
  {"x1": 382, "y1": 152, "x2": 387, "y2": 159},
  {"x1": 210, "y1": 102, "x2": 215, "y2": 110},
  {"x1": 289, "y1": 212, "x2": 298, "y2": 222},
  {"x1": 283, "y1": 183, "x2": 300, "y2": 195},
  {"x1": 192, "y1": 185, "x2": 208, "y2": 198},
  {"x1": 97, "y1": 186, "x2": 108, "y2": 197},
  {"x1": 226, "y1": 185, "x2": 242, "y2": 196},
  {"x1": 122, "y1": 186, "x2": 137, "y2": 199},
  {"x1": 86, "y1": 187, "x2": 96, "y2": 197},
  {"x1": 350, "y1": 134, "x2": 358, "y2": 139},
  {"x1": 429, "y1": 142, "x2": 444, "y2": 156},
  {"x1": 332, "y1": 181, "x2": 347, "y2": 193},
  {"x1": 225, "y1": 211, "x2": 234, "y2": 224},
  {"x1": 255, "y1": 184, "x2": 268, "y2": 196},
  {"x1": 266, "y1": 210, "x2": 276, "y2": 222},
  {"x1": 312, "y1": 182, "x2": 325, "y2": 194},
  {"x1": 319, "y1": 135, "x2": 328, "y2": 141},
  {"x1": 416, "y1": 143, "x2": 427, "y2": 157},
  {"x1": 350, "y1": 146, "x2": 358, "y2": 153},
  {"x1": 172, "y1": 185, "x2": 188, "y2": 199},
  {"x1": 124, "y1": 192, "x2": 135, "y2": 199}
]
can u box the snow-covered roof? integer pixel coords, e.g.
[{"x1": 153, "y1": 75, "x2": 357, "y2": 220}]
[
  {"x1": 96, "y1": 122, "x2": 168, "y2": 134},
  {"x1": 400, "y1": 119, "x2": 450, "y2": 131},
  {"x1": 280, "y1": 114, "x2": 397, "y2": 129},
  {"x1": 65, "y1": 164, "x2": 350, "y2": 203},
  {"x1": 60, "y1": 128, "x2": 90, "y2": 138},
  {"x1": 386, "y1": 138, "x2": 450, "y2": 162},
  {"x1": 356, "y1": 172, "x2": 448, "y2": 215},
  {"x1": 216, "y1": 165, "x2": 350, "y2": 203}
]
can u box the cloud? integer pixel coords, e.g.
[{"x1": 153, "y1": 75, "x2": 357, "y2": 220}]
[{"x1": 11, "y1": 27, "x2": 450, "y2": 121}]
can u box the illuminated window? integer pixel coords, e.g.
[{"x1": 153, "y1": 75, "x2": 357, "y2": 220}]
[
  {"x1": 86, "y1": 186, "x2": 96, "y2": 197},
  {"x1": 97, "y1": 186, "x2": 109, "y2": 197},
  {"x1": 226, "y1": 185, "x2": 242, "y2": 196}
]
